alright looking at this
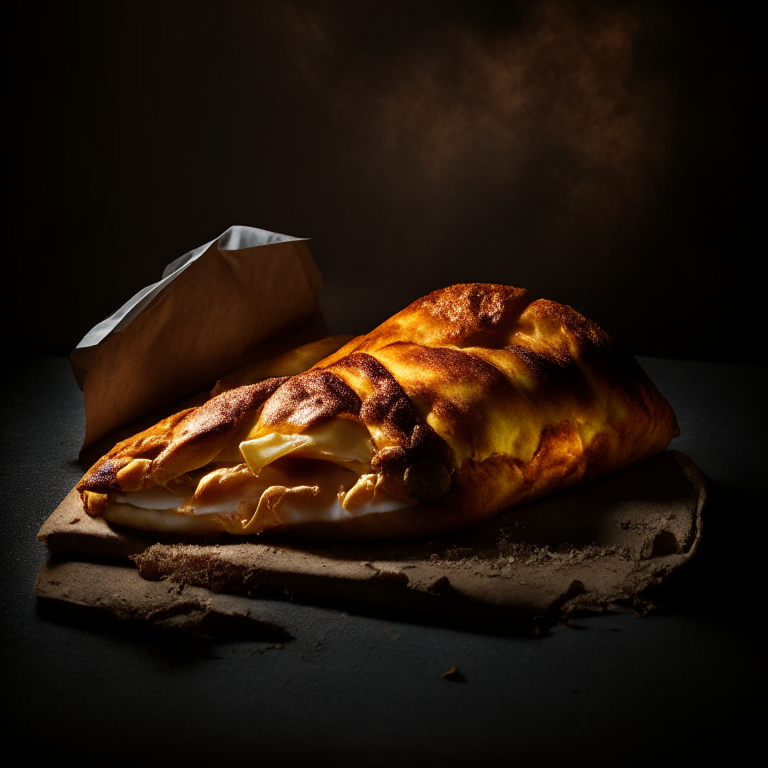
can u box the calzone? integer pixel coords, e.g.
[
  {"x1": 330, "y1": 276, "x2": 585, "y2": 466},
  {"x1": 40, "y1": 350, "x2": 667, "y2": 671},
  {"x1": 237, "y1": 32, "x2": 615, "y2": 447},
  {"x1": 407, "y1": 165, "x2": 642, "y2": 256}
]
[{"x1": 77, "y1": 284, "x2": 679, "y2": 539}]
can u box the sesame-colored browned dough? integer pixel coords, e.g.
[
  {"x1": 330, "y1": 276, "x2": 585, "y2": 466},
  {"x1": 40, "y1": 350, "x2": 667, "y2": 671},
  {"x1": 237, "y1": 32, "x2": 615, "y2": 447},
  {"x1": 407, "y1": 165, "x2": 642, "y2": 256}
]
[{"x1": 78, "y1": 284, "x2": 678, "y2": 539}]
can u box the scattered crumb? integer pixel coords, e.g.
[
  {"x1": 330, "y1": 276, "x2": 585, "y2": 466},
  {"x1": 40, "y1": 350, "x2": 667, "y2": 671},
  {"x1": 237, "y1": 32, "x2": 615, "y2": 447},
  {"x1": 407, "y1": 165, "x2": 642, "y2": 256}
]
[
  {"x1": 565, "y1": 619, "x2": 587, "y2": 630},
  {"x1": 69, "y1": 518, "x2": 80, "y2": 525},
  {"x1": 441, "y1": 546, "x2": 475, "y2": 561},
  {"x1": 254, "y1": 643, "x2": 282, "y2": 654},
  {"x1": 419, "y1": 534, "x2": 632, "y2": 575},
  {"x1": 496, "y1": 539, "x2": 631, "y2": 567},
  {"x1": 442, "y1": 667, "x2": 466, "y2": 682}
]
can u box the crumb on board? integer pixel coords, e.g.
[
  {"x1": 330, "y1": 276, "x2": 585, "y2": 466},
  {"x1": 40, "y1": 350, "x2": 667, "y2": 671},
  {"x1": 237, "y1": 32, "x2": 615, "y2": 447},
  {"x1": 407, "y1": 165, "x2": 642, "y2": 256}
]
[{"x1": 442, "y1": 667, "x2": 466, "y2": 682}]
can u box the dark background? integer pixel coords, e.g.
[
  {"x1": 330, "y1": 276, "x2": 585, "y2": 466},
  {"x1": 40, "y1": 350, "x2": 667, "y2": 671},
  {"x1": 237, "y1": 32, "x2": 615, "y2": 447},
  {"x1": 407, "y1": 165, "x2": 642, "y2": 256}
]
[
  {"x1": 3, "y1": 5, "x2": 765, "y2": 761},
  {"x1": 7, "y1": 0, "x2": 762, "y2": 362}
]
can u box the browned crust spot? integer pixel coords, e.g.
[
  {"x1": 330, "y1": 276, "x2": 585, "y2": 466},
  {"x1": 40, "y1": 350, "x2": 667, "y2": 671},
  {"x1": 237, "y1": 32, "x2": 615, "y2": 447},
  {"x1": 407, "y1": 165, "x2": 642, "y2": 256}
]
[{"x1": 259, "y1": 369, "x2": 361, "y2": 430}]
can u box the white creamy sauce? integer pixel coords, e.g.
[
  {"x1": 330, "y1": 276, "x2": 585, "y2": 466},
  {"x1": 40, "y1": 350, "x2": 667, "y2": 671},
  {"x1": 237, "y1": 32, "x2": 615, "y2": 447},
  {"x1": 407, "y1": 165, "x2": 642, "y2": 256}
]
[
  {"x1": 116, "y1": 482, "x2": 409, "y2": 522},
  {"x1": 116, "y1": 488, "x2": 241, "y2": 516},
  {"x1": 190, "y1": 499, "x2": 241, "y2": 515},
  {"x1": 276, "y1": 493, "x2": 409, "y2": 524},
  {"x1": 115, "y1": 486, "x2": 186, "y2": 510}
]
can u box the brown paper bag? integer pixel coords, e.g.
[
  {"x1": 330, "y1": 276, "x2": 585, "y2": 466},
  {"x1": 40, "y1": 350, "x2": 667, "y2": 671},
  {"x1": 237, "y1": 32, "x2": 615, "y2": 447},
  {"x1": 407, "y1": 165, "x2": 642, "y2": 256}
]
[{"x1": 71, "y1": 226, "x2": 329, "y2": 449}]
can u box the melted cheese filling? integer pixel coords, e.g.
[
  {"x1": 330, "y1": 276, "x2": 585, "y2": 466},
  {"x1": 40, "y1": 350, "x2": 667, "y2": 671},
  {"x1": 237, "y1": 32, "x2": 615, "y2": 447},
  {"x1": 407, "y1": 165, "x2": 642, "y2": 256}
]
[
  {"x1": 240, "y1": 419, "x2": 374, "y2": 475},
  {"x1": 110, "y1": 419, "x2": 410, "y2": 532}
]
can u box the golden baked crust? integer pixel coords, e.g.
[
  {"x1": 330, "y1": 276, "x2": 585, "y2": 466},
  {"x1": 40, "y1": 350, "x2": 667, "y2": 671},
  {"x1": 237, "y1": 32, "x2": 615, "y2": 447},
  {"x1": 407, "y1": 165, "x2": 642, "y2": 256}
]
[
  {"x1": 78, "y1": 284, "x2": 678, "y2": 538},
  {"x1": 78, "y1": 378, "x2": 286, "y2": 517}
]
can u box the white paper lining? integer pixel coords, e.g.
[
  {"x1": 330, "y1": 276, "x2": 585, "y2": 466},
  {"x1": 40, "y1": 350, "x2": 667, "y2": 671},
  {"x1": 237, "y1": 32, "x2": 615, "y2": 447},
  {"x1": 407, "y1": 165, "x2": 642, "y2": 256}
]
[{"x1": 76, "y1": 225, "x2": 307, "y2": 350}]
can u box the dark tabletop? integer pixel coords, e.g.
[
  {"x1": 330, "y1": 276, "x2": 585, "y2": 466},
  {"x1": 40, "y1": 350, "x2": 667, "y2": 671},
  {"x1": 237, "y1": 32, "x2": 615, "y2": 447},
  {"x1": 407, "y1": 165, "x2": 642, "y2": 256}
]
[{"x1": 1, "y1": 355, "x2": 765, "y2": 765}]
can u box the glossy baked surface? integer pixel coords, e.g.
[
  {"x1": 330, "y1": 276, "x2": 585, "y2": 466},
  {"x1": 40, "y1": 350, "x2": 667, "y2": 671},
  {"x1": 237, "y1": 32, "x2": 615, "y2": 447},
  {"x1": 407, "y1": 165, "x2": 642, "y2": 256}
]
[{"x1": 77, "y1": 284, "x2": 678, "y2": 538}]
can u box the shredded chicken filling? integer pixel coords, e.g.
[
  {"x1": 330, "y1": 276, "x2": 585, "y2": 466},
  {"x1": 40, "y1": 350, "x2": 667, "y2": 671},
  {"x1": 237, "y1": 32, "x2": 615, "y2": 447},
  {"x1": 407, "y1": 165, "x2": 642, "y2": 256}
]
[{"x1": 108, "y1": 418, "x2": 410, "y2": 531}]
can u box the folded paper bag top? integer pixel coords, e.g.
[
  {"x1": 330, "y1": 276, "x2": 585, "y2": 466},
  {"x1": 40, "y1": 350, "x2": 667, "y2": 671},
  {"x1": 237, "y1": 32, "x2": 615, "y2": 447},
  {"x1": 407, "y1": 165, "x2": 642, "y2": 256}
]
[{"x1": 71, "y1": 226, "x2": 331, "y2": 450}]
